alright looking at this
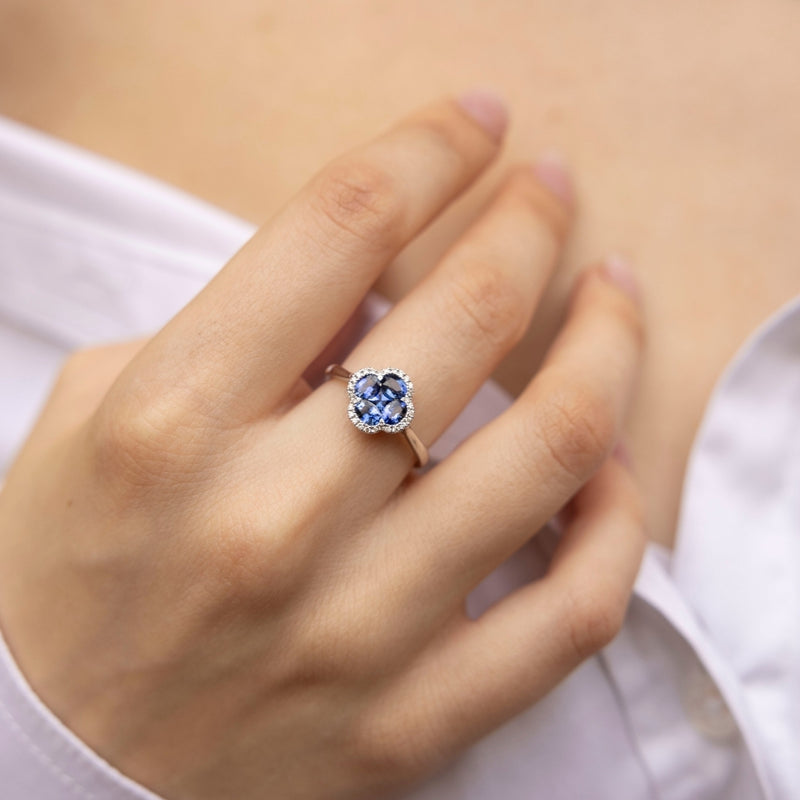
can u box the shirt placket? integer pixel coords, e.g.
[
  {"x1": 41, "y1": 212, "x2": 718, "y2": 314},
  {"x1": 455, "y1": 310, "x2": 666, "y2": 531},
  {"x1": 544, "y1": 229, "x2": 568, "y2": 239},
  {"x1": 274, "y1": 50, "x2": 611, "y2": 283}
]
[{"x1": 600, "y1": 549, "x2": 774, "y2": 800}]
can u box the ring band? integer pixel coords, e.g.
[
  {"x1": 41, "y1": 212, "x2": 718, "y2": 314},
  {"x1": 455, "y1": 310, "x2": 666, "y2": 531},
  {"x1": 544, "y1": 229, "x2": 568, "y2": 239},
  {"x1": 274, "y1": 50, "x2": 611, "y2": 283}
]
[{"x1": 324, "y1": 364, "x2": 430, "y2": 468}]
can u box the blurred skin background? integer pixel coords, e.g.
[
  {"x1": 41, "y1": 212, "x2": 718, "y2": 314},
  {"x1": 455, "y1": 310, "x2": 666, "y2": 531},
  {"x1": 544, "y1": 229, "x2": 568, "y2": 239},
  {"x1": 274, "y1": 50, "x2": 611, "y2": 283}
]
[{"x1": 1, "y1": 0, "x2": 799, "y2": 548}]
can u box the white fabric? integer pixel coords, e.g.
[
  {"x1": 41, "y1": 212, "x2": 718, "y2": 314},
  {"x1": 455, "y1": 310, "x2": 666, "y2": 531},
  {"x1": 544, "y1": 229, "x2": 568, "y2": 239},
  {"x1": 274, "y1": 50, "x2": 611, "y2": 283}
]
[{"x1": 0, "y1": 113, "x2": 796, "y2": 799}]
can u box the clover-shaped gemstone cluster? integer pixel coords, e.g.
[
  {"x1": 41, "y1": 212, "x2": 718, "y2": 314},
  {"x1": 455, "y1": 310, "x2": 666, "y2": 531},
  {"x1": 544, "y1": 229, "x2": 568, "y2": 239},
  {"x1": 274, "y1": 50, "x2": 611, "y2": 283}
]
[{"x1": 346, "y1": 367, "x2": 415, "y2": 434}]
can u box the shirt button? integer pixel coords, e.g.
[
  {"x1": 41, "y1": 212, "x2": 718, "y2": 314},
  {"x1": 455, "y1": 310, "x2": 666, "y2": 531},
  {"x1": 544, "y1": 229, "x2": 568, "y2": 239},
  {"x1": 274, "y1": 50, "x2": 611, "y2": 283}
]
[{"x1": 681, "y1": 663, "x2": 739, "y2": 741}]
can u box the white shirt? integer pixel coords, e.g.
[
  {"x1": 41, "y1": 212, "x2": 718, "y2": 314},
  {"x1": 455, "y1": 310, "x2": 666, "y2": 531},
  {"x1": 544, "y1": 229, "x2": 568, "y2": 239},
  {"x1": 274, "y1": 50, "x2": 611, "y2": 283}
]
[{"x1": 0, "y1": 114, "x2": 797, "y2": 800}]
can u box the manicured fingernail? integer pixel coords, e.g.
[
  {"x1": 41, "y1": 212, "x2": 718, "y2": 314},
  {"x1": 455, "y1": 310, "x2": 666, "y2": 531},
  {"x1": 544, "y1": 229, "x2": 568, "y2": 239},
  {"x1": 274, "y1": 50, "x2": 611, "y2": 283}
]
[
  {"x1": 599, "y1": 253, "x2": 640, "y2": 303},
  {"x1": 533, "y1": 150, "x2": 574, "y2": 205},
  {"x1": 612, "y1": 440, "x2": 634, "y2": 469},
  {"x1": 456, "y1": 88, "x2": 509, "y2": 142}
]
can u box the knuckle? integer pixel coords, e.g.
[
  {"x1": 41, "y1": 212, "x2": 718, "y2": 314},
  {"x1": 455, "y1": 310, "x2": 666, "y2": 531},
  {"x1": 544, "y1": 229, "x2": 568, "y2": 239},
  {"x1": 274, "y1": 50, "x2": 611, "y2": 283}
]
[
  {"x1": 88, "y1": 391, "x2": 198, "y2": 488},
  {"x1": 446, "y1": 258, "x2": 528, "y2": 350},
  {"x1": 564, "y1": 580, "x2": 629, "y2": 660},
  {"x1": 535, "y1": 379, "x2": 616, "y2": 482},
  {"x1": 310, "y1": 157, "x2": 405, "y2": 251}
]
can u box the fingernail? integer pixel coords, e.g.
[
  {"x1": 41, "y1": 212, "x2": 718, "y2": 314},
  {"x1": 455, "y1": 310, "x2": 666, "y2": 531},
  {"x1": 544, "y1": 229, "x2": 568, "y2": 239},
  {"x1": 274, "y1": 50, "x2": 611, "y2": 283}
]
[
  {"x1": 533, "y1": 150, "x2": 574, "y2": 205},
  {"x1": 612, "y1": 440, "x2": 634, "y2": 469},
  {"x1": 599, "y1": 253, "x2": 640, "y2": 303},
  {"x1": 456, "y1": 87, "x2": 509, "y2": 142}
]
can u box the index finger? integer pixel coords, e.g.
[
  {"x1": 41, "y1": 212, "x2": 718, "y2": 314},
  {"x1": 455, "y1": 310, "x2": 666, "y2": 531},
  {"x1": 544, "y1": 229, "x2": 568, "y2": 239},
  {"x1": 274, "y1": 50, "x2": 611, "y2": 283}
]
[{"x1": 106, "y1": 90, "x2": 507, "y2": 428}]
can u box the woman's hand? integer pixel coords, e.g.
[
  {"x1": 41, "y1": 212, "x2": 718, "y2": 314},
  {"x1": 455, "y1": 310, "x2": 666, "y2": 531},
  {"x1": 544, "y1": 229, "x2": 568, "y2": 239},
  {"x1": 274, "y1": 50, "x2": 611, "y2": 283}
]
[{"x1": 0, "y1": 92, "x2": 645, "y2": 800}]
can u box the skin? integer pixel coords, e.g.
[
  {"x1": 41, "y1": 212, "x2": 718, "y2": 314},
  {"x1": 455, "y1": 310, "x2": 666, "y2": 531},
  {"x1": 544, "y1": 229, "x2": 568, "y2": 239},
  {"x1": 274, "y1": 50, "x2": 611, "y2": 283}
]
[
  {"x1": 0, "y1": 96, "x2": 646, "y2": 799},
  {"x1": 2, "y1": 1, "x2": 800, "y2": 546}
]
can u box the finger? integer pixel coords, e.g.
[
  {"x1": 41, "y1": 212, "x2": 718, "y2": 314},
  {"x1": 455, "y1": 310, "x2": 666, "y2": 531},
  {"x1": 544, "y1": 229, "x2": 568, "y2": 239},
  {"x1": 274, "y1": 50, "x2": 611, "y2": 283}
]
[
  {"x1": 291, "y1": 160, "x2": 571, "y2": 502},
  {"x1": 387, "y1": 260, "x2": 644, "y2": 604},
  {"x1": 354, "y1": 454, "x2": 645, "y2": 775},
  {"x1": 105, "y1": 91, "x2": 508, "y2": 428}
]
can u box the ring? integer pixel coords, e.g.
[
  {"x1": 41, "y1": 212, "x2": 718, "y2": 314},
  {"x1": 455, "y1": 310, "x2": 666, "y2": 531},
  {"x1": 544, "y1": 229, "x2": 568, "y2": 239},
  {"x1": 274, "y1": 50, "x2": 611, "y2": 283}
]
[{"x1": 324, "y1": 364, "x2": 430, "y2": 468}]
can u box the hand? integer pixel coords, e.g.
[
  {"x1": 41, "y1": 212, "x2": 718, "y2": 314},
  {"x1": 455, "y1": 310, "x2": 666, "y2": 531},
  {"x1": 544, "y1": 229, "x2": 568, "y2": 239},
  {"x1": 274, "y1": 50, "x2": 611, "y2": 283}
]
[{"x1": 0, "y1": 91, "x2": 645, "y2": 800}]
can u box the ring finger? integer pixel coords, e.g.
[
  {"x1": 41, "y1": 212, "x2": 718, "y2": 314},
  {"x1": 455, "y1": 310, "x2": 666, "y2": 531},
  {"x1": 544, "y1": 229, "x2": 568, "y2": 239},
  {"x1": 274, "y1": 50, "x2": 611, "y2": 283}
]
[{"x1": 286, "y1": 160, "x2": 572, "y2": 508}]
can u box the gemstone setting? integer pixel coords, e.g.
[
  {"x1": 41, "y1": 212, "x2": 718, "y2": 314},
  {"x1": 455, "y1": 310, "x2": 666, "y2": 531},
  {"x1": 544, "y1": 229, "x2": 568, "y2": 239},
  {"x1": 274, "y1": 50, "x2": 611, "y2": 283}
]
[{"x1": 346, "y1": 368, "x2": 415, "y2": 434}]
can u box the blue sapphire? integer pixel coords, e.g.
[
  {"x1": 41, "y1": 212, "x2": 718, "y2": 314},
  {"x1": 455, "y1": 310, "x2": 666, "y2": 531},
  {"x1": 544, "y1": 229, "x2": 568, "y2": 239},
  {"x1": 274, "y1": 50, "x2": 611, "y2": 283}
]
[
  {"x1": 354, "y1": 399, "x2": 382, "y2": 426},
  {"x1": 355, "y1": 374, "x2": 381, "y2": 401},
  {"x1": 379, "y1": 374, "x2": 408, "y2": 402},
  {"x1": 381, "y1": 399, "x2": 407, "y2": 426}
]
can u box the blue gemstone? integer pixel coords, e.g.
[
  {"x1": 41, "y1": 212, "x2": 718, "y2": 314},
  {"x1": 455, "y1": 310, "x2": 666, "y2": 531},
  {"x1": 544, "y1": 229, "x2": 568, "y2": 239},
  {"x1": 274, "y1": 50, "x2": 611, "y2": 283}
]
[
  {"x1": 381, "y1": 399, "x2": 407, "y2": 425},
  {"x1": 379, "y1": 374, "x2": 408, "y2": 402},
  {"x1": 355, "y1": 399, "x2": 382, "y2": 426},
  {"x1": 350, "y1": 371, "x2": 411, "y2": 429},
  {"x1": 355, "y1": 374, "x2": 381, "y2": 401}
]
